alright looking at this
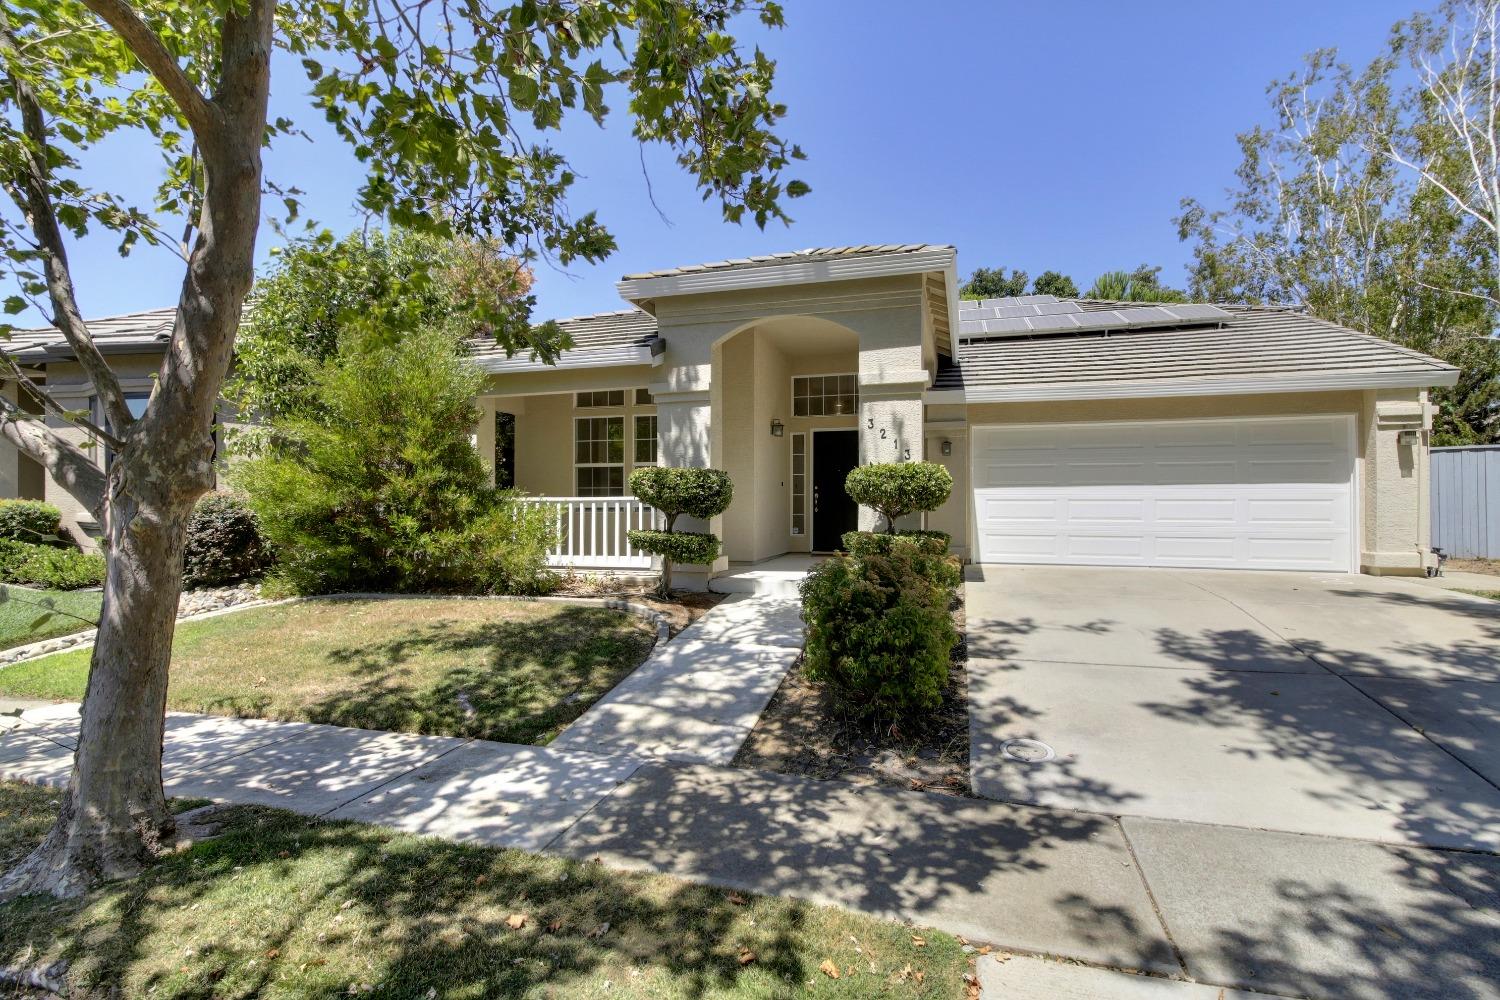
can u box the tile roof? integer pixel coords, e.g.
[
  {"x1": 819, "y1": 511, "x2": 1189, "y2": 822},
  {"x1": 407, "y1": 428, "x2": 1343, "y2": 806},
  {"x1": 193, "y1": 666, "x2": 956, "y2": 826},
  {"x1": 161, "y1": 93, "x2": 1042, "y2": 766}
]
[
  {"x1": 936, "y1": 300, "x2": 1458, "y2": 397},
  {"x1": 6, "y1": 307, "x2": 178, "y2": 358},
  {"x1": 465, "y1": 308, "x2": 657, "y2": 360},
  {"x1": 620, "y1": 244, "x2": 952, "y2": 280}
]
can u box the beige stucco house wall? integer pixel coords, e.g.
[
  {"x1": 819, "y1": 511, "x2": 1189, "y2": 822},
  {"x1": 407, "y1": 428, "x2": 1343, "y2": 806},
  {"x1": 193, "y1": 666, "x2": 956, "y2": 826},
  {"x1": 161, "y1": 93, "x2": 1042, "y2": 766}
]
[{"x1": 1, "y1": 246, "x2": 1456, "y2": 581}]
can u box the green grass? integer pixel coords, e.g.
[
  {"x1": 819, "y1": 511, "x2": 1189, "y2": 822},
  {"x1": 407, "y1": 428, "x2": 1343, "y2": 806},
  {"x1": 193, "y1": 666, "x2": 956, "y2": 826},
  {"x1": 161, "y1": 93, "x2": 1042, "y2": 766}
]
[
  {"x1": 1459, "y1": 589, "x2": 1500, "y2": 601},
  {"x1": 0, "y1": 585, "x2": 101, "y2": 651},
  {"x1": 0, "y1": 598, "x2": 657, "y2": 745},
  {"x1": 0, "y1": 781, "x2": 967, "y2": 999}
]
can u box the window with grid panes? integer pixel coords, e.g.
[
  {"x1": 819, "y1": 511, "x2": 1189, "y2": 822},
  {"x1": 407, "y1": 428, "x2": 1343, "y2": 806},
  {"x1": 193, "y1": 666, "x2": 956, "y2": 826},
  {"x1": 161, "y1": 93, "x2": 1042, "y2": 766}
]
[{"x1": 792, "y1": 374, "x2": 857, "y2": 416}]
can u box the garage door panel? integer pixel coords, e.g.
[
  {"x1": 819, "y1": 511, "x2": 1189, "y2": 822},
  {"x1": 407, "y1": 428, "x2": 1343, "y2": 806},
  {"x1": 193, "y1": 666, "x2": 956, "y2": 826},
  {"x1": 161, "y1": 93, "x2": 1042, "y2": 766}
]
[
  {"x1": 1065, "y1": 498, "x2": 1148, "y2": 523},
  {"x1": 972, "y1": 416, "x2": 1355, "y2": 572},
  {"x1": 1154, "y1": 498, "x2": 1238, "y2": 525},
  {"x1": 1064, "y1": 534, "x2": 1149, "y2": 559}
]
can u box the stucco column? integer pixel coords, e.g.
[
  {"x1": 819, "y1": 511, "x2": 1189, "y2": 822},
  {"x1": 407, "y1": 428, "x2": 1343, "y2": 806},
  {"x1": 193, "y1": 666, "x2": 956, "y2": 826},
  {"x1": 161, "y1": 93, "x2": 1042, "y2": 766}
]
[
  {"x1": 472, "y1": 396, "x2": 497, "y2": 486},
  {"x1": 652, "y1": 384, "x2": 723, "y2": 590},
  {"x1": 1360, "y1": 389, "x2": 1432, "y2": 576},
  {"x1": 856, "y1": 382, "x2": 926, "y2": 531}
]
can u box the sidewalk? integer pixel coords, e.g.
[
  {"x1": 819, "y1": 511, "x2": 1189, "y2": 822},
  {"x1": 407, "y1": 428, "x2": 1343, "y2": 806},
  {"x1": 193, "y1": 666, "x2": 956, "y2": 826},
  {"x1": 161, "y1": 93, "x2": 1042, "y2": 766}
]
[{"x1": 3, "y1": 591, "x2": 1498, "y2": 1000}]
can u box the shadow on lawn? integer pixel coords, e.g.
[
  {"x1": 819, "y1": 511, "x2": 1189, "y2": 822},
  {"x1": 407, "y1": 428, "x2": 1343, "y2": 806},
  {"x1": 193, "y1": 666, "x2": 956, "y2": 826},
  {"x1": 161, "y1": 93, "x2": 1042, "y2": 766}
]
[
  {"x1": 0, "y1": 803, "x2": 848, "y2": 998},
  {"x1": 204, "y1": 605, "x2": 656, "y2": 745}
]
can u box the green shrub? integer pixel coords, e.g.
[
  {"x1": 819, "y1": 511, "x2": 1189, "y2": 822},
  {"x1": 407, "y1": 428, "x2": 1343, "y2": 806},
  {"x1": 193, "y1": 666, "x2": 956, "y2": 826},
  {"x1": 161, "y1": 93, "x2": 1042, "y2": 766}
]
[
  {"x1": 844, "y1": 462, "x2": 953, "y2": 533},
  {"x1": 0, "y1": 500, "x2": 63, "y2": 544},
  {"x1": 800, "y1": 547, "x2": 957, "y2": 721},
  {"x1": 841, "y1": 530, "x2": 959, "y2": 589},
  {"x1": 625, "y1": 530, "x2": 720, "y2": 567},
  {"x1": 625, "y1": 466, "x2": 734, "y2": 596},
  {"x1": 627, "y1": 467, "x2": 734, "y2": 525},
  {"x1": 0, "y1": 540, "x2": 106, "y2": 590},
  {"x1": 183, "y1": 492, "x2": 274, "y2": 589},
  {"x1": 235, "y1": 327, "x2": 555, "y2": 595}
]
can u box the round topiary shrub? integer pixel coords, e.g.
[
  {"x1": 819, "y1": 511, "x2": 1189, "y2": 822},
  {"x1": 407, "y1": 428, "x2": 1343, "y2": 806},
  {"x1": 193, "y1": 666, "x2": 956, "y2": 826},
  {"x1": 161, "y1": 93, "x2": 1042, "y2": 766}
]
[
  {"x1": 0, "y1": 499, "x2": 63, "y2": 545},
  {"x1": 625, "y1": 467, "x2": 733, "y2": 596},
  {"x1": 183, "y1": 491, "x2": 273, "y2": 589},
  {"x1": 844, "y1": 462, "x2": 953, "y2": 533},
  {"x1": 800, "y1": 545, "x2": 957, "y2": 721}
]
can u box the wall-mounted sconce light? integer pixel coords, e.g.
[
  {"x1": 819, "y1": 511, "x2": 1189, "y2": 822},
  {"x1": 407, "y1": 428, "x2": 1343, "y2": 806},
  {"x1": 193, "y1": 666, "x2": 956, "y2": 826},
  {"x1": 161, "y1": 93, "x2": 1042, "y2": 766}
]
[
  {"x1": 770, "y1": 419, "x2": 784, "y2": 437},
  {"x1": 1396, "y1": 429, "x2": 1419, "y2": 447},
  {"x1": 941, "y1": 439, "x2": 952, "y2": 457}
]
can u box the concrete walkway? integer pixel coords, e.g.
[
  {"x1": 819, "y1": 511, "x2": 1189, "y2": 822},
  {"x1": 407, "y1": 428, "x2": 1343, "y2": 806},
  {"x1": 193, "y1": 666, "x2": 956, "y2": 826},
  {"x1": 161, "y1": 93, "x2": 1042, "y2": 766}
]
[
  {"x1": 5, "y1": 699, "x2": 1500, "y2": 999},
  {"x1": 549, "y1": 591, "x2": 804, "y2": 763},
  {"x1": 5, "y1": 582, "x2": 1499, "y2": 999}
]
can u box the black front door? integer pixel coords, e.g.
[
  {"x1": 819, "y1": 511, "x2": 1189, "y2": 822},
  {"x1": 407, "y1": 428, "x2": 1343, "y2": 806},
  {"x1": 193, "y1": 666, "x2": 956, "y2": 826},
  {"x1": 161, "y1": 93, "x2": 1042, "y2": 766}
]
[{"x1": 812, "y1": 430, "x2": 860, "y2": 551}]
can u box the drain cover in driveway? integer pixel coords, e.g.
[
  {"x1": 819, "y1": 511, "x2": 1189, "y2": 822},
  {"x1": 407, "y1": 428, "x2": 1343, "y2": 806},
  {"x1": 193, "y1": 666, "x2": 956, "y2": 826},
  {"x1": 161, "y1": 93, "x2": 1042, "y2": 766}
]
[{"x1": 1000, "y1": 738, "x2": 1055, "y2": 763}]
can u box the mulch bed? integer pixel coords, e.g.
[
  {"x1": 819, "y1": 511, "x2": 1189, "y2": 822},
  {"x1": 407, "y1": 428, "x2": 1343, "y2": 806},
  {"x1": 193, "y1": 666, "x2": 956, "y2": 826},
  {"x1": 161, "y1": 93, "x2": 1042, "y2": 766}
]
[
  {"x1": 548, "y1": 580, "x2": 725, "y2": 638},
  {"x1": 732, "y1": 596, "x2": 971, "y2": 797}
]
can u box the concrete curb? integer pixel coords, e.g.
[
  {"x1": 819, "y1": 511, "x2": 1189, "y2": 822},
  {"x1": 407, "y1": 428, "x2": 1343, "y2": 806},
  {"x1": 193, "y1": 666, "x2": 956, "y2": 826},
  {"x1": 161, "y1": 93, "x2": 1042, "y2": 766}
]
[{"x1": 0, "y1": 597, "x2": 286, "y2": 670}]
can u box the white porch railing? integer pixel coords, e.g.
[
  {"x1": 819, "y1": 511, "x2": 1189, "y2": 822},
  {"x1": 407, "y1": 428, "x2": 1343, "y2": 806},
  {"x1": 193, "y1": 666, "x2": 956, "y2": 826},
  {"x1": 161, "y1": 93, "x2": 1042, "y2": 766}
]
[{"x1": 519, "y1": 496, "x2": 663, "y2": 571}]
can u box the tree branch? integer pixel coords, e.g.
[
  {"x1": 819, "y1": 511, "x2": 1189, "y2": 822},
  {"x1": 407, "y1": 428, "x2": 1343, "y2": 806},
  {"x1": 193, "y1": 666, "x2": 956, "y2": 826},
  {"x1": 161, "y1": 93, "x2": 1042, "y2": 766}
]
[
  {"x1": 0, "y1": 395, "x2": 106, "y2": 518},
  {"x1": 0, "y1": 357, "x2": 124, "y2": 450},
  {"x1": 0, "y1": 19, "x2": 136, "y2": 434},
  {"x1": 78, "y1": 0, "x2": 220, "y2": 143}
]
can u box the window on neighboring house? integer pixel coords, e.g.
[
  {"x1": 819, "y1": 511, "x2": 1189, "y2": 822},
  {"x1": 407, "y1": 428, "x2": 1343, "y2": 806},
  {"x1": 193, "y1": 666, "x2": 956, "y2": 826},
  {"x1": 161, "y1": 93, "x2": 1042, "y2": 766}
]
[
  {"x1": 790, "y1": 433, "x2": 806, "y2": 536},
  {"x1": 576, "y1": 390, "x2": 625, "y2": 408},
  {"x1": 792, "y1": 374, "x2": 857, "y2": 417},
  {"x1": 575, "y1": 416, "x2": 624, "y2": 496},
  {"x1": 97, "y1": 391, "x2": 152, "y2": 469},
  {"x1": 634, "y1": 415, "x2": 658, "y2": 465}
]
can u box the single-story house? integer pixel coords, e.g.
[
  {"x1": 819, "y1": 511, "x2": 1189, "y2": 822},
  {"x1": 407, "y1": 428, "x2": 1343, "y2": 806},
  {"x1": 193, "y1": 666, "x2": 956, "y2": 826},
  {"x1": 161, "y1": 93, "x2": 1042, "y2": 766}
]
[{"x1": 2, "y1": 244, "x2": 1459, "y2": 584}]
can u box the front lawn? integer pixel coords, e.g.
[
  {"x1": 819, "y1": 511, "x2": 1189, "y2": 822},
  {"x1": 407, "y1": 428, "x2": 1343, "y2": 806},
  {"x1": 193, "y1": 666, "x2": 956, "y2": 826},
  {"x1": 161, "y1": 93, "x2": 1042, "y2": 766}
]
[
  {"x1": 0, "y1": 598, "x2": 656, "y2": 744},
  {"x1": 0, "y1": 781, "x2": 967, "y2": 999},
  {"x1": 0, "y1": 585, "x2": 102, "y2": 651}
]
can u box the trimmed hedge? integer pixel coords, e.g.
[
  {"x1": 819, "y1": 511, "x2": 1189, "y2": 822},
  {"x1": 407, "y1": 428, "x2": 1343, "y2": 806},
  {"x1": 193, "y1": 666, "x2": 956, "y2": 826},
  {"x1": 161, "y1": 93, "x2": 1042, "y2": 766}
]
[
  {"x1": 627, "y1": 467, "x2": 734, "y2": 527},
  {"x1": 841, "y1": 530, "x2": 959, "y2": 590},
  {"x1": 625, "y1": 467, "x2": 734, "y2": 596},
  {"x1": 624, "y1": 529, "x2": 720, "y2": 567},
  {"x1": 183, "y1": 492, "x2": 273, "y2": 589},
  {"x1": 800, "y1": 545, "x2": 957, "y2": 721},
  {"x1": 0, "y1": 500, "x2": 63, "y2": 545},
  {"x1": 0, "y1": 540, "x2": 106, "y2": 590},
  {"x1": 844, "y1": 462, "x2": 953, "y2": 533}
]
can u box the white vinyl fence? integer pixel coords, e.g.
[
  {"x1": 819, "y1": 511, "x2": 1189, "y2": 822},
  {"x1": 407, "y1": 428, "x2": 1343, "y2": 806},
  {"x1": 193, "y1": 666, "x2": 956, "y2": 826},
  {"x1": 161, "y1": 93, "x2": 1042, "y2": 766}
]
[
  {"x1": 519, "y1": 496, "x2": 663, "y2": 570},
  {"x1": 1431, "y1": 445, "x2": 1500, "y2": 559}
]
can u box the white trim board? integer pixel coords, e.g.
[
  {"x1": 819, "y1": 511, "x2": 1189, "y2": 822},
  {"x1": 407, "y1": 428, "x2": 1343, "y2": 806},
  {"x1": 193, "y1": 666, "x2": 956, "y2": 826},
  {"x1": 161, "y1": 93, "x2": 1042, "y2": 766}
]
[{"x1": 617, "y1": 248, "x2": 957, "y2": 302}]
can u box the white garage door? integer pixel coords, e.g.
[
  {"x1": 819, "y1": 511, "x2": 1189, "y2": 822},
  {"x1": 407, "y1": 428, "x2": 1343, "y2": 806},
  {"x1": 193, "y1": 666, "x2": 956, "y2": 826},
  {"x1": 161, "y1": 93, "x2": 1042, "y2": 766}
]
[{"x1": 971, "y1": 415, "x2": 1356, "y2": 571}]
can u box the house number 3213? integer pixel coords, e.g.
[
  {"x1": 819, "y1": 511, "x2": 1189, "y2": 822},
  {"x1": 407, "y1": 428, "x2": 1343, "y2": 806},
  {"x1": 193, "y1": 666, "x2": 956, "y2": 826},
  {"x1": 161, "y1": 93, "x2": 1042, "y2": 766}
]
[{"x1": 866, "y1": 418, "x2": 912, "y2": 459}]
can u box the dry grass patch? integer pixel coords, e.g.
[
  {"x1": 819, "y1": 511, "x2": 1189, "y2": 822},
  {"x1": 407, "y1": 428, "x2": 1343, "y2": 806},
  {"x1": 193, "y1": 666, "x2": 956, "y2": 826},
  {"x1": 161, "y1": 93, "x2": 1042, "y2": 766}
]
[
  {"x1": 0, "y1": 781, "x2": 969, "y2": 999},
  {"x1": 0, "y1": 598, "x2": 657, "y2": 745}
]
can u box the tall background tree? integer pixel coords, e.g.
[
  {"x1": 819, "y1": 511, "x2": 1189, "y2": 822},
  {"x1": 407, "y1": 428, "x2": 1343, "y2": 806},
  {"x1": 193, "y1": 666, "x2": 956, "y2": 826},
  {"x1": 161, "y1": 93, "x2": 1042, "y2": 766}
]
[
  {"x1": 0, "y1": 0, "x2": 805, "y2": 899},
  {"x1": 1177, "y1": 0, "x2": 1498, "y2": 444},
  {"x1": 1084, "y1": 264, "x2": 1188, "y2": 302}
]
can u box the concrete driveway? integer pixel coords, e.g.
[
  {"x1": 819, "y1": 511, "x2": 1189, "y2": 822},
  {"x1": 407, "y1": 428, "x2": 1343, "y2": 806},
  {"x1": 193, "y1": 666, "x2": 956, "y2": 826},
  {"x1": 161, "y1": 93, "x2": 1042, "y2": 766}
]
[{"x1": 965, "y1": 565, "x2": 1500, "y2": 851}]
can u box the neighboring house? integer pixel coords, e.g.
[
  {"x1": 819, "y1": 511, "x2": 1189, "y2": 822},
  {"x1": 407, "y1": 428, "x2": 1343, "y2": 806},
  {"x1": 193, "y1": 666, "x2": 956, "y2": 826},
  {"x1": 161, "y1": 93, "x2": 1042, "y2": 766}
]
[
  {"x1": 1, "y1": 244, "x2": 1459, "y2": 581},
  {"x1": 0, "y1": 307, "x2": 177, "y2": 547}
]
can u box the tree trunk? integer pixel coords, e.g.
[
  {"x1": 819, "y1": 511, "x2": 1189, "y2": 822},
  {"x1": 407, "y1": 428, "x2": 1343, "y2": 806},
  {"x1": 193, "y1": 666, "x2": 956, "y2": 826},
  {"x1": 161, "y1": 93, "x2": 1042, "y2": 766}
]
[
  {"x1": 0, "y1": 485, "x2": 194, "y2": 898},
  {"x1": 0, "y1": 0, "x2": 272, "y2": 899}
]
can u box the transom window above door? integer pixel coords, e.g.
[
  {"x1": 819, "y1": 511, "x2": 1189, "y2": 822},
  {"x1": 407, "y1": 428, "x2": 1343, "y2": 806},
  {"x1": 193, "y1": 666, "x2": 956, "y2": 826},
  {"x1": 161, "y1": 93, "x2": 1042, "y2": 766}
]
[{"x1": 793, "y1": 374, "x2": 857, "y2": 417}]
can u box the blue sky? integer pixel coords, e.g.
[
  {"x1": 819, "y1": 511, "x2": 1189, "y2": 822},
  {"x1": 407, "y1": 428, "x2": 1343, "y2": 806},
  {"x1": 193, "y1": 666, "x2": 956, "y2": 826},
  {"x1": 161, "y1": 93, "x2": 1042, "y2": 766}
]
[{"x1": 30, "y1": 0, "x2": 1423, "y2": 327}]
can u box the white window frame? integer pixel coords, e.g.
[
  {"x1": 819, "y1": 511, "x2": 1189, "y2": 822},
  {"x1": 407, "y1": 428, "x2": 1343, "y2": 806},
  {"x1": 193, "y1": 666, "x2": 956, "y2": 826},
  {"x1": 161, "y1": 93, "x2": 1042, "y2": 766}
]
[
  {"x1": 633, "y1": 414, "x2": 658, "y2": 466},
  {"x1": 790, "y1": 432, "x2": 807, "y2": 536},
  {"x1": 575, "y1": 389, "x2": 626, "y2": 409},
  {"x1": 574, "y1": 415, "x2": 626, "y2": 496},
  {"x1": 791, "y1": 372, "x2": 859, "y2": 418}
]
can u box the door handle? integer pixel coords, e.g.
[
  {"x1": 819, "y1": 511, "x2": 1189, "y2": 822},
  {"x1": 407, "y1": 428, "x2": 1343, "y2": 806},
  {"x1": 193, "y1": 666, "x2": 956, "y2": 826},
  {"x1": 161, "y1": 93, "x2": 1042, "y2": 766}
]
[{"x1": 813, "y1": 487, "x2": 820, "y2": 513}]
